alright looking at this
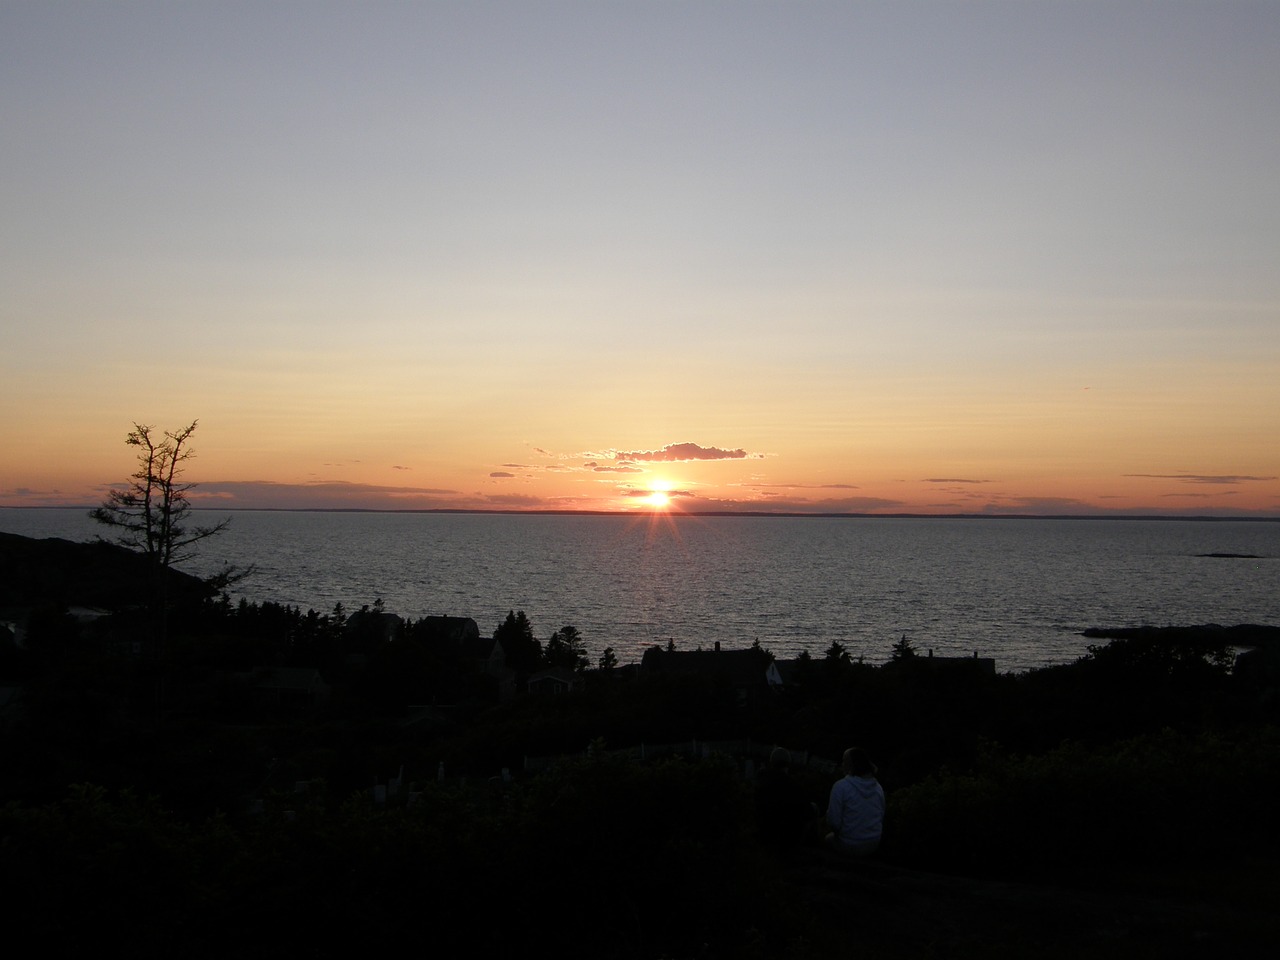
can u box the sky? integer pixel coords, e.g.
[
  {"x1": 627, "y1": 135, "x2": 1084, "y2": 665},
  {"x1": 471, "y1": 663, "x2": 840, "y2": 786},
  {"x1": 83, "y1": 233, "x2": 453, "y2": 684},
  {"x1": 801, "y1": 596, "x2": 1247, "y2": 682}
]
[{"x1": 2, "y1": 0, "x2": 1278, "y2": 516}]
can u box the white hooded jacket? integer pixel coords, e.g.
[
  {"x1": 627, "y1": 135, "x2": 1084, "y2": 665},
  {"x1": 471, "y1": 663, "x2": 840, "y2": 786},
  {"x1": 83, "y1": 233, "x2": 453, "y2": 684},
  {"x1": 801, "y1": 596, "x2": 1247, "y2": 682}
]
[{"x1": 826, "y1": 774, "x2": 885, "y2": 846}]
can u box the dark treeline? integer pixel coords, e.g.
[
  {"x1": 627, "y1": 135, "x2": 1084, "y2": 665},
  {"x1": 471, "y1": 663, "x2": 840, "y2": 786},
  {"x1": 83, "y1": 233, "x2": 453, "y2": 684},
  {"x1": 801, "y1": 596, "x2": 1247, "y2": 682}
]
[{"x1": 3, "y1": 576, "x2": 1280, "y2": 955}]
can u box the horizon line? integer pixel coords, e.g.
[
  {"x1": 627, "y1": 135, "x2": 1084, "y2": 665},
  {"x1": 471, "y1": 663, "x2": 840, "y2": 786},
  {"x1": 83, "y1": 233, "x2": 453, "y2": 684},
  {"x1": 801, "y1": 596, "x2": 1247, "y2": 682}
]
[{"x1": 5, "y1": 505, "x2": 1278, "y2": 522}]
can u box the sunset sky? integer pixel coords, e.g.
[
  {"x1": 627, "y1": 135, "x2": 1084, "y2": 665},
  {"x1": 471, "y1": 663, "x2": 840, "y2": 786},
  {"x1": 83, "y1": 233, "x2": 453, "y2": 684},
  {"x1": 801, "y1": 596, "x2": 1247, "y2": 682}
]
[{"x1": 2, "y1": 1, "x2": 1278, "y2": 516}]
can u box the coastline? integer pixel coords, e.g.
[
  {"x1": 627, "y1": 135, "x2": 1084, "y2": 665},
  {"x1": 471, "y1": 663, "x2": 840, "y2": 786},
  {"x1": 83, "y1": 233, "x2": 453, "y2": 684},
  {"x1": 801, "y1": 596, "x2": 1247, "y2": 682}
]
[{"x1": 5, "y1": 504, "x2": 1280, "y2": 521}]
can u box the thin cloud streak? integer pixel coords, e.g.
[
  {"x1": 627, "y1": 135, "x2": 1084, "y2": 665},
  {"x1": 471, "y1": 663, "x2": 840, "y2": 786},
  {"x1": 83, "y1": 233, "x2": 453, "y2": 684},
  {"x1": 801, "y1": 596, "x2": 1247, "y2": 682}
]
[
  {"x1": 188, "y1": 480, "x2": 465, "y2": 511},
  {"x1": 1125, "y1": 474, "x2": 1277, "y2": 485},
  {"x1": 745, "y1": 483, "x2": 861, "y2": 491},
  {"x1": 680, "y1": 494, "x2": 907, "y2": 514}
]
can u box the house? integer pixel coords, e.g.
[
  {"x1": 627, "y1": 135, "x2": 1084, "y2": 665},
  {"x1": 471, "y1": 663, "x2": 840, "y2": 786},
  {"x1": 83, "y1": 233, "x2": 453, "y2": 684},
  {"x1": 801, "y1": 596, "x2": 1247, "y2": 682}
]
[
  {"x1": 458, "y1": 634, "x2": 516, "y2": 701},
  {"x1": 414, "y1": 615, "x2": 504, "y2": 678},
  {"x1": 245, "y1": 666, "x2": 331, "y2": 709},
  {"x1": 527, "y1": 667, "x2": 581, "y2": 695},
  {"x1": 640, "y1": 641, "x2": 776, "y2": 707},
  {"x1": 345, "y1": 608, "x2": 404, "y2": 644},
  {"x1": 917, "y1": 649, "x2": 997, "y2": 677},
  {"x1": 465, "y1": 634, "x2": 507, "y2": 678},
  {"x1": 419, "y1": 615, "x2": 480, "y2": 646}
]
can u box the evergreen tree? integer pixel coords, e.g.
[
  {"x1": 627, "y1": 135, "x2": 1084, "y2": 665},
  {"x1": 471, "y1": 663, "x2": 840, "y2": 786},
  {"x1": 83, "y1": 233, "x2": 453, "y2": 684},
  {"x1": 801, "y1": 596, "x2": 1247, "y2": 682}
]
[
  {"x1": 544, "y1": 625, "x2": 589, "y2": 672},
  {"x1": 494, "y1": 610, "x2": 542, "y2": 676},
  {"x1": 891, "y1": 634, "x2": 918, "y2": 662}
]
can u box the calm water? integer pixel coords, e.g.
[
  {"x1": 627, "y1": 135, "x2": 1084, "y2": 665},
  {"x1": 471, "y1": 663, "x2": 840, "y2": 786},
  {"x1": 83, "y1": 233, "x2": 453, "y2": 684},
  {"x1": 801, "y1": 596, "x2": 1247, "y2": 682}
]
[{"x1": 4, "y1": 508, "x2": 1278, "y2": 673}]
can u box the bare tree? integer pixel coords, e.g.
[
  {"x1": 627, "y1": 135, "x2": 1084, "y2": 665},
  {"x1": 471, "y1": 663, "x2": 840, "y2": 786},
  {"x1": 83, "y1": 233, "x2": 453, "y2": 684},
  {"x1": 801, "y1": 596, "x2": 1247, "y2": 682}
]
[{"x1": 90, "y1": 419, "x2": 230, "y2": 569}]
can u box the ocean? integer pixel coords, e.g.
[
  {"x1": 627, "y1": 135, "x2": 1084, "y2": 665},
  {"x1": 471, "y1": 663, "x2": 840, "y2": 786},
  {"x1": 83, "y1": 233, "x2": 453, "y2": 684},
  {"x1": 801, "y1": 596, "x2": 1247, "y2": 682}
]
[{"x1": 3, "y1": 508, "x2": 1277, "y2": 673}]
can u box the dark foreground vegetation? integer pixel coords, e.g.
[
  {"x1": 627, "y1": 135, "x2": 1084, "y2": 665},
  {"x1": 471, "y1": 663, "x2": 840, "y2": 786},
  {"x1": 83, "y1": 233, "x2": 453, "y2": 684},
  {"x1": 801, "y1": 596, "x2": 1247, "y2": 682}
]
[{"x1": 2, "y1": 534, "x2": 1280, "y2": 957}]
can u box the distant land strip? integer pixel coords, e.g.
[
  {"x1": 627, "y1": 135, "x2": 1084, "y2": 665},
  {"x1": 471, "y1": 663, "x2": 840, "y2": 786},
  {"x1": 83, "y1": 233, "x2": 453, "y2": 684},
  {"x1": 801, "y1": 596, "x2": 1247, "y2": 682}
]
[
  {"x1": 1082, "y1": 624, "x2": 1280, "y2": 650},
  {"x1": 6, "y1": 506, "x2": 1280, "y2": 521}
]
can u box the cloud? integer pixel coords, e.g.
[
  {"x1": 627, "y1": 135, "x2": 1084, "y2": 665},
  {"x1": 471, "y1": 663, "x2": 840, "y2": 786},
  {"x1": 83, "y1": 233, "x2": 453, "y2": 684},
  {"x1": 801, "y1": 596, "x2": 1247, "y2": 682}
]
[
  {"x1": 584, "y1": 460, "x2": 643, "y2": 473},
  {"x1": 202, "y1": 480, "x2": 459, "y2": 497},
  {"x1": 924, "y1": 478, "x2": 993, "y2": 484},
  {"x1": 392, "y1": 465, "x2": 410, "y2": 471},
  {"x1": 615, "y1": 442, "x2": 759, "y2": 462},
  {"x1": 974, "y1": 494, "x2": 1273, "y2": 518},
  {"x1": 188, "y1": 480, "x2": 463, "y2": 510},
  {"x1": 623, "y1": 488, "x2": 695, "y2": 499},
  {"x1": 979, "y1": 497, "x2": 1094, "y2": 515},
  {"x1": 490, "y1": 472, "x2": 516, "y2": 479},
  {"x1": 483, "y1": 493, "x2": 548, "y2": 508},
  {"x1": 678, "y1": 494, "x2": 905, "y2": 514},
  {"x1": 746, "y1": 482, "x2": 860, "y2": 491},
  {"x1": 1125, "y1": 473, "x2": 1277, "y2": 485},
  {"x1": 0, "y1": 486, "x2": 87, "y2": 507}
]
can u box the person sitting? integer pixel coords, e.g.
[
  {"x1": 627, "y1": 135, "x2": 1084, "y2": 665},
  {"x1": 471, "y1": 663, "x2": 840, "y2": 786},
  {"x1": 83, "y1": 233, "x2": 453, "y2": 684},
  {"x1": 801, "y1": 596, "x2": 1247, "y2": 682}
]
[{"x1": 824, "y1": 747, "x2": 884, "y2": 856}]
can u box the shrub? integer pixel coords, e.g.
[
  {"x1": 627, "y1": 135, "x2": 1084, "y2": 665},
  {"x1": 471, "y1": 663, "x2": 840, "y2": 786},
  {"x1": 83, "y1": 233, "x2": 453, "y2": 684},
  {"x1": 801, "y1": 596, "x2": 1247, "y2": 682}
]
[{"x1": 887, "y1": 726, "x2": 1280, "y2": 877}]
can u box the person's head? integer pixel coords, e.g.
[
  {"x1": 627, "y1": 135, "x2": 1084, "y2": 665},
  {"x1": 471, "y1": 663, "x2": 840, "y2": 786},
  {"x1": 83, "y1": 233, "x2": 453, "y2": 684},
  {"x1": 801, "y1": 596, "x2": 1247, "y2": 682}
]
[
  {"x1": 769, "y1": 747, "x2": 792, "y2": 769},
  {"x1": 842, "y1": 747, "x2": 876, "y2": 778}
]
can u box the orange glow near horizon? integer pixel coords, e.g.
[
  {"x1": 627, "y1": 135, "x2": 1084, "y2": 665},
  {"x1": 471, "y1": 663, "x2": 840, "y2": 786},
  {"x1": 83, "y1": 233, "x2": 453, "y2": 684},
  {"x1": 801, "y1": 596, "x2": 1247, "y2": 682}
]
[{"x1": 3, "y1": 7, "x2": 1279, "y2": 520}]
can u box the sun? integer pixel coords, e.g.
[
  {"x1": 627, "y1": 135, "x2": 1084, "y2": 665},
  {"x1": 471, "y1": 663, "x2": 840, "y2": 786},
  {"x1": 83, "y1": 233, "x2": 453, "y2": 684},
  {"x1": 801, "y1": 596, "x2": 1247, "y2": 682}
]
[
  {"x1": 645, "y1": 489, "x2": 671, "y2": 509},
  {"x1": 641, "y1": 480, "x2": 674, "y2": 510}
]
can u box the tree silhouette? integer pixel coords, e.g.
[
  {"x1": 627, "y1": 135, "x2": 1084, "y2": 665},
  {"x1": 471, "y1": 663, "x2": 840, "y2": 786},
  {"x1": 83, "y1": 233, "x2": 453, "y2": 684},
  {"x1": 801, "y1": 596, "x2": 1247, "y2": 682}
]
[
  {"x1": 824, "y1": 640, "x2": 850, "y2": 664},
  {"x1": 494, "y1": 610, "x2": 542, "y2": 676},
  {"x1": 544, "y1": 625, "x2": 588, "y2": 672},
  {"x1": 90, "y1": 420, "x2": 229, "y2": 570},
  {"x1": 90, "y1": 419, "x2": 243, "y2": 655},
  {"x1": 890, "y1": 634, "x2": 918, "y2": 662}
]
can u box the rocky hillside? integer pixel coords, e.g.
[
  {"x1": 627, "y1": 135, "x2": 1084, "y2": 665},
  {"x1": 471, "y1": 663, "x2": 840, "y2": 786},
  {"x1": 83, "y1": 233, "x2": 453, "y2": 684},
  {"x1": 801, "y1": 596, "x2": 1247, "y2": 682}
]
[{"x1": 0, "y1": 531, "x2": 211, "y2": 610}]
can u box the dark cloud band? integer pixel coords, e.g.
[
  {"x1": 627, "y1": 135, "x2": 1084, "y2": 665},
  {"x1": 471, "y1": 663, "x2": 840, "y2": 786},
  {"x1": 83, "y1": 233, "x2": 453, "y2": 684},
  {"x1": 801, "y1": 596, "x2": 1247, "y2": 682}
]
[{"x1": 616, "y1": 442, "x2": 755, "y2": 462}]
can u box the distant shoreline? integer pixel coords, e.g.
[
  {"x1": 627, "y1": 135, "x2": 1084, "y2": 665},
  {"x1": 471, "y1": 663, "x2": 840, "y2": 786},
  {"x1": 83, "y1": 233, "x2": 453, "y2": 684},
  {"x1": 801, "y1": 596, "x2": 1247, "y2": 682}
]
[{"x1": 4, "y1": 505, "x2": 1279, "y2": 522}]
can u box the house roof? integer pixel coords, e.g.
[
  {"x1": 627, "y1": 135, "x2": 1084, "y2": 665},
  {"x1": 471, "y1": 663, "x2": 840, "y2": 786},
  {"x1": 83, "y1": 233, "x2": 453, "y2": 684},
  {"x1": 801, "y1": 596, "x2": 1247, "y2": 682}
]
[
  {"x1": 641, "y1": 646, "x2": 773, "y2": 684},
  {"x1": 528, "y1": 667, "x2": 579, "y2": 685},
  {"x1": 420, "y1": 615, "x2": 480, "y2": 644}
]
